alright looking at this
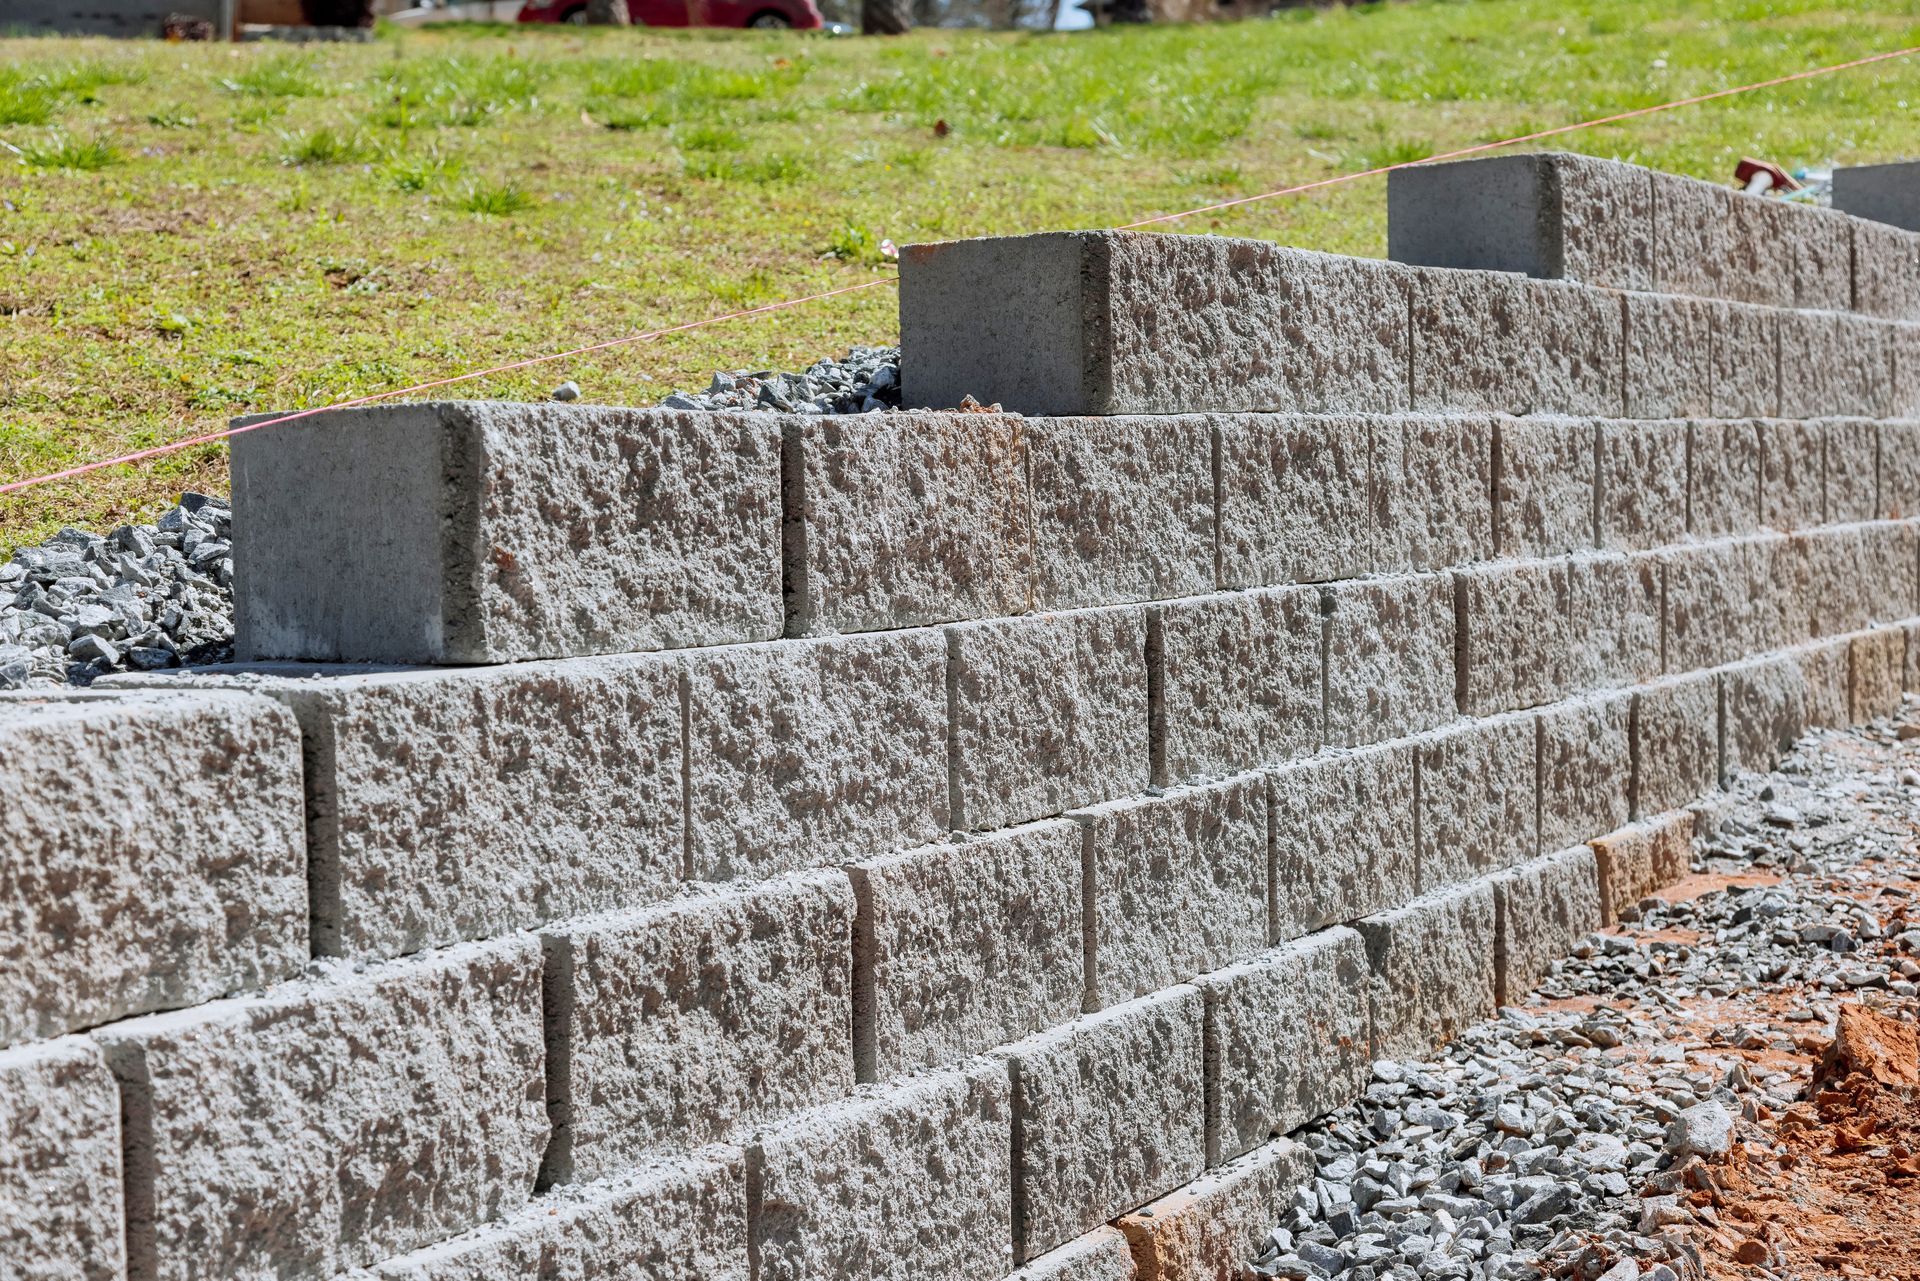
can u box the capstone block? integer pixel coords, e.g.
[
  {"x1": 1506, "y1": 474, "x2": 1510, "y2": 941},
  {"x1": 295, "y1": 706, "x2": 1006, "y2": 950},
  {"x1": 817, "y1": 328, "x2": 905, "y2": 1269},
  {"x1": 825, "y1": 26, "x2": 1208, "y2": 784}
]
[
  {"x1": 1851, "y1": 626, "x2": 1906, "y2": 723},
  {"x1": 1268, "y1": 742, "x2": 1418, "y2": 942},
  {"x1": 1492, "y1": 846, "x2": 1602, "y2": 1007},
  {"x1": 1758, "y1": 419, "x2": 1826, "y2": 532},
  {"x1": 1005, "y1": 1228, "x2": 1136, "y2": 1281},
  {"x1": 1454, "y1": 560, "x2": 1572, "y2": 717},
  {"x1": 1686, "y1": 419, "x2": 1761, "y2": 538},
  {"x1": 1151, "y1": 586, "x2": 1321, "y2": 783},
  {"x1": 1777, "y1": 311, "x2": 1892, "y2": 420},
  {"x1": 1115, "y1": 1139, "x2": 1316, "y2": 1281},
  {"x1": 0, "y1": 1036, "x2": 124, "y2": 1281},
  {"x1": 1215, "y1": 413, "x2": 1371, "y2": 588},
  {"x1": 1410, "y1": 269, "x2": 1623, "y2": 417},
  {"x1": 1850, "y1": 215, "x2": 1920, "y2": 321},
  {"x1": 1721, "y1": 656, "x2": 1809, "y2": 779},
  {"x1": 1416, "y1": 715, "x2": 1538, "y2": 892},
  {"x1": 1834, "y1": 161, "x2": 1920, "y2": 233},
  {"x1": 1354, "y1": 880, "x2": 1498, "y2": 1060},
  {"x1": 1566, "y1": 553, "x2": 1662, "y2": 691},
  {"x1": 1632, "y1": 675, "x2": 1719, "y2": 819},
  {"x1": 1536, "y1": 693, "x2": 1633, "y2": 852},
  {"x1": 1369, "y1": 415, "x2": 1496, "y2": 573},
  {"x1": 1825, "y1": 419, "x2": 1880, "y2": 525},
  {"x1": 1590, "y1": 810, "x2": 1693, "y2": 923},
  {"x1": 1623, "y1": 294, "x2": 1713, "y2": 419},
  {"x1": 1707, "y1": 302, "x2": 1778, "y2": 419},
  {"x1": 1597, "y1": 419, "x2": 1687, "y2": 551},
  {"x1": 1494, "y1": 415, "x2": 1595, "y2": 558},
  {"x1": 1323, "y1": 575, "x2": 1458, "y2": 748}
]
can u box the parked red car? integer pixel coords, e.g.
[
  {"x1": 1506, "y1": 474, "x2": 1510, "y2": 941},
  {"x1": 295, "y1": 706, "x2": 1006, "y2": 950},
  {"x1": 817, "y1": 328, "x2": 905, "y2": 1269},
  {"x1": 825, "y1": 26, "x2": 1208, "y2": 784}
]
[{"x1": 518, "y1": 0, "x2": 824, "y2": 26}]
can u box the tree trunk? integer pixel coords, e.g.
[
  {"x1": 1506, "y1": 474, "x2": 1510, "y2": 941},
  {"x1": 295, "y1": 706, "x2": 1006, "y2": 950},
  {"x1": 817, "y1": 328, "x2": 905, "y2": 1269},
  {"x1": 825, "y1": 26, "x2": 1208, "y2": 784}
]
[
  {"x1": 585, "y1": 0, "x2": 632, "y2": 23},
  {"x1": 861, "y1": 0, "x2": 911, "y2": 34}
]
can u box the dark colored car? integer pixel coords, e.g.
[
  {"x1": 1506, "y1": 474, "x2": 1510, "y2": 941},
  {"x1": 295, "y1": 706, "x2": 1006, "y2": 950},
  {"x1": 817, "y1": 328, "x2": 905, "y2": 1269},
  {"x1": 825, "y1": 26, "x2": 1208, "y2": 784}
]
[{"x1": 518, "y1": 0, "x2": 824, "y2": 26}]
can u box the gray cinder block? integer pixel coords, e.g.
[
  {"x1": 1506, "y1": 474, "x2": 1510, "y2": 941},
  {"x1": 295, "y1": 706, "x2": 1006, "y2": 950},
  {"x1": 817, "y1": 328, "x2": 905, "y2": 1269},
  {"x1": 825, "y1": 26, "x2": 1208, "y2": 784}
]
[
  {"x1": 1660, "y1": 539, "x2": 1754, "y2": 674},
  {"x1": 1720, "y1": 655, "x2": 1809, "y2": 779},
  {"x1": 1268, "y1": 742, "x2": 1418, "y2": 942},
  {"x1": 1632, "y1": 674, "x2": 1719, "y2": 819},
  {"x1": 1536, "y1": 694, "x2": 1632, "y2": 852},
  {"x1": 1000, "y1": 987, "x2": 1206, "y2": 1262},
  {"x1": 899, "y1": 232, "x2": 1412, "y2": 417},
  {"x1": 1777, "y1": 312, "x2": 1892, "y2": 420},
  {"x1": 1759, "y1": 419, "x2": 1826, "y2": 532},
  {"x1": 1834, "y1": 160, "x2": 1920, "y2": 233},
  {"x1": 1354, "y1": 879, "x2": 1498, "y2": 1060},
  {"x1": 1409, "y1": 269, "x2": 1623, "y2": 418},
  {"x1": 1370, "y1": 415, "x2": 1497, "y2": 573},
  {"x1": 1687, "y1": 420, "x2": 1761, "y2": 538},
  {"x1": 1116, "y1": 1139, "x2": 1315, "y2": 1281},
  {"x1": 93, "y1": 937, "x2": 548, "y2": 1281},
  {"x1": 1708, "y1": 302, "x2": 1779, "y2": 419},
  {"x1": 1491, "y1": 846, "x2": 1602, "y2": 1007},
  {"x1": 0, "y1": 690, "x2": 305, "y2": 1046},
  {"x1": 1215, "y1": 413, "x2": 1371, "y2": 589},
  {"x1": 1566, "y1": 552, "x2": 1662, "y2": 691},
  {"x1": 1596, "y1": 419, "x2": 1687, "y2": 552},
  {"x1": 1453, "y1": 560, "x2": 1572, "y2": 717},
  {"x1": 1073, "y1": 777, "x2": 1268, "y2": 1009},
  {"x1": 1589, "y1": 810, "x2": 1693, "y2": 923},
  {"x1": 1825, "y1": 419, "x2": 1880, "y2": 524},
  {"x1": 1494, "y1": 416, "x2": 1596, "y2": 558},
  {"x1": 1416, "y1": 715, "x2": 1538, "y2": 892},
  {"x1": 685, "y1": 632, "x2": 948, "y2": 880},
  {"x1": 1005, "y1": 1228, "x2": 1136, "y2": 1281},
  {"x1": 1851, "y1": 626, "x2": 1907, "y2": 722},
  {"x1": 1849, "y1": 215, "x2": 1920, "y2": 320},
  {"x1": 783, "y1": 412, "x2": 1031, "y2": 635},
  {"x1": 849, "y1": 822, "x2": 1084, "y2": 1081},
  {"x1": 1199, "y1": 928, "x2": 1370, "y2": 1162},
  {"x1": 1623, "y1": 294, "x2": 1714, "y2": 419},
  {"x1": 749, "y1": 1062, "x2": 1013, "y2": 1281},
  {"x1": 1151, "y1": 586, "x2": 1322, "y2": 783},
  {"x1": 0, "y1": 1036, "x2": 124, "y2": 1281},
  {"x1": 948, "y1": 607, "x2": 1150, "y2": 832},
  {"x1": 1323, "y1": 574, "x2": 1458, "y2": 748},
  {"x1": 542, "y1": 873, "x2": 854, "y2": 1185},
  {"x1": 232, "y1": 403, "x2": 783, "y2": 664}
]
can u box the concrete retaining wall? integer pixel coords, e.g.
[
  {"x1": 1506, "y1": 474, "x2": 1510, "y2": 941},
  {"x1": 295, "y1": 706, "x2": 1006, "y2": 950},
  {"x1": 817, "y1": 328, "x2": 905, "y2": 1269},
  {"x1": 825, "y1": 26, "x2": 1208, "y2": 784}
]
[{"x1": 9, "y1": 152, "x2": 1920, "y2": 1280}]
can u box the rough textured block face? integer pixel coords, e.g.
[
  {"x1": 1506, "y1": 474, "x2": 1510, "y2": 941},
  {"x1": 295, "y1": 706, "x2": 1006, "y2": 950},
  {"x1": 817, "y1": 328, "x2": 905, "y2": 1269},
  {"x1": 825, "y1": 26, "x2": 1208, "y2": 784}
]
[
  {"x1": 1003, "y1": 987, "x2": 1206, "y2": 1261},
  {"x1": 1851, "y1": 216, "x2": 1920, "y2": 320},
  {"x1": 1651, "y1": 174, "x2": 1733, "y2": 302},
  {"x1": 1075, "y1": 777, "x2": 1268, "y2": 1009},
  {"x1": 1495, "y1": 416, "x2": 1595, "y2": 558},
  {"x1": 1661, "y1": 539, "x2": 1753, "y2": 675},
  {"x1": 1199, "y1": 929, "x2": 1369, "y2": 1162},
  {"x1": 1455, "y1": 560, "x2": 1571, "y2": 717},
  {"x1": 1005, "y1": 1228, "x2": 1136, "y2": 1281},
  {"x1": 1597, "y1": 419, "x2": 1687, "y2": 551},
  {"x1": 1708, "y1": 302, "x2": 1778, "y2": 419},
  {"x1": 0, "y1": 1036, "x2": 124, "y2": 1281},
  {"x1": 1624, "y1": 294, "x2": 1713, "y2": 418},
  {"x1": 1632, "y1": 675, "x2": 1719, "y2": 819},
  {"x1": 1268, "y1": 743, "x2": 1417, "y2": 941},
  {"x1": 233, "y1": 402, "x2": 782, "y2": 664},
  {"x1": 368, "y1": 1152, "x2": 748, "y2": 1281},
  {"x1": 1537, "y1": 694, "x2": 1632, "y2": 852},
  {"x1": 949, "y1": 608, "x2": 1149, "y2": 831},
  {"x1": 545, "y1": 873, "x2": 854, "y2": 1184},
  {"x1": 1323, "y1": 575, "x2": 1458, "y2": 748},
  {"x1": 901, "y1": 231, "x2": 1410, "y2": 416},
  {"x1": 1825, "y1": 419, "x2": 1880, "y2": 524},
  {"x1": 1777, "y1": 312, "x2": 1891, "y2": 420},
  {"x1": 1026, "y1": 415, "x2": 1212, "y2": 610},
  {"x1": 1722, "y1": 656, "x2": 1809, "y2": 779},
  {"x1": 1566, "y1": 553, "x2": 1662, "y2": 691},
  {"x1": 1416, "y1": 715, "x2": 1537, "y2": 892},
  {"x1": 1759, "y1": 420, "x2": 1826, "y2": 531},
  {"x1": 785, "y1": 413, "x2": 1030, "y2": 634},
  {"x1": 750, "y1": 1063, "x2": 1013, "y2": 1281},
  {"x1": 1370, "y1": 415, "x2": 1496, "y2": 572},
  {"x1": 1116, "y1": 1139, "x2": 1316, "y2": 1281},
  {"x1": 1152, "y1": 587, "x2": 1321, "y2": 783},
  {"x1": 1590, "y1": 810, "x2": 1693, "y2": 922},
  {"x1": 1851, "y1": 627, "x2": 1907, "y2": 723},
  {"x1": 850, "y1": 823, "x2": 1083, "y2": 1081},
  {"x1": 1834, "y1": 161, "x2": 1920, "y2": 233},
  {"x1": 686, "y1": 632, "x2": 948, "y2": 879},
  {"x1": 0, "y1": 691, "x2": 305, "y2": 1045},
  {"x1": 1215, "y1": 414, "x2": 1370, "y2": 588},
  {"x1": 1882, "y1": 422, "x2": 1920, "y2": 519},
  {"x1": 1493, "y1": 846, "x2": 1602, "y2": 1007},
  {"x1": 1354, "y1": 880, "x2": 1497, "y2": 1061},
  {"x1": 1687, "y1": 420, "x2": 1761, "y2": 538},
  {"x1": 1410, "y1": 269, "x2": 1622, "y2": 417},
  {"x1": 94, "y1": 937, "x2": 548, "y2": 1281}
]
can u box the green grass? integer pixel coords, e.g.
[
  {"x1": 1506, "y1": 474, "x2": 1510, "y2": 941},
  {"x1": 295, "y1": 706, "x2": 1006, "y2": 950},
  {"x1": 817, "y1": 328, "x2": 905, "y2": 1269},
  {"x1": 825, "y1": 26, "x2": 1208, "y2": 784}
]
[{"x1": 3, "y1": 0, "x2": 1920, "y2": 548}]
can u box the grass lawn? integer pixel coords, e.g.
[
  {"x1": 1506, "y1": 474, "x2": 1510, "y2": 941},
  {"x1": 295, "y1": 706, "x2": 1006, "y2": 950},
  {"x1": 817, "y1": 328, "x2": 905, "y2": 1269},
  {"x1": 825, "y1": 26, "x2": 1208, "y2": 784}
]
[{"x1": 1, "y1": 0, "x2": 1918, "y2": 550}]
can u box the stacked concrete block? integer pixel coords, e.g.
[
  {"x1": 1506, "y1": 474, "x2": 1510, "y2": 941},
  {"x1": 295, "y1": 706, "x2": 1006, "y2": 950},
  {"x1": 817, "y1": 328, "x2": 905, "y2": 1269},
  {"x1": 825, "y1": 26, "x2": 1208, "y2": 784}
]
[
  {"x1": 1005, "y1": 1229, "x2": 1137, "y2": 1281},
  {"x1": 1355, "y1": 880, "x2": 1498, "y2": 1060},
  {"x1": 1115, "y1": 1139, "x2": 1316, "y2": 1281},
  {"x1": 1632, "y1": 674, "x2": 1720, "y2": 818},
  {"x1": 1267, "y1": 743, "x2": 1418, "y2": 940},
  {"x1": 1369, "y1": 415, "x2": 1496, "y2": 572},
  {"x1": 1590, "y1": 811, "x2": 1694, "y2": 923},
  {"x1": 1214, "y1": 414, "x2": 1371, "y2": 588},
  {"x1": 1493, "y1": 416, "x2": 1596, "y2": 557},
  {"x1": 1410, "y1": 269, "x2": 1622, "y2": 417},
  {"x1": 1597, "y1": 419, "x2": 1688, "y2": 551},
  {"x1": 1150, "y1": 587, "x2": 1321, "y2": 782},
  {"x1": 1322, "y1": 574, "x2": 1458, "y2": 747},
  {"x1": 0, "y1": 1036, "x2": 125, "y2": 1281},
  {"x1": 1415, "y1": 715, "x2": 1538, "y2": 891},
  {"x1": 1491, "y1": 847, "x2": 1603, "y2": 1007},
  {"x1": 1536, "y1": 694, "x2": 1633, "y2": 851}
]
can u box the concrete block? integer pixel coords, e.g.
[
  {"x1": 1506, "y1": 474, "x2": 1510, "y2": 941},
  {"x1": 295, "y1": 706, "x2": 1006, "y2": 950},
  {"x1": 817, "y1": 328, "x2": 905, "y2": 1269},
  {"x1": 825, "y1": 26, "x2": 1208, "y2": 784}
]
[
  {"x1": 1151, "y1": 586, "x2": 1321, "y2": 783},
  {"x1": 1566, "y1": 553, "x2": 1662, "y2": 690},
  {"x1": 749, "y1": 1062, "x2": 1013, "y2": 1281},
  {"x1": 1075, "y1": 776, "x2": 1268, "y2": 1009},
  {"x1": 1494, "y1": 415, "x2": 1595, "y2": 558},
  {"x1": 1215, "y1": 413, "x2": 1370, "y2": 588},
  {"x1": 1826, "y1": 419, "x2": 1881, "y2": 524},
  {"x1": 1834, "y1": 160, "x2": 1920, "y2": 233},
  {"x1": 1623, "y1": 294, "x2": 1714, "y2": 418},
  {"x1": 1632, "y1": 675, "x2": 1719, "y2": 819},
  {"x1": 1687, "y1": 419, "x2": 1761, "y2": 538},
  {"x1": 1777, "y1": 311, "x2": 1892, "y2": 419},
  {"x1": 1597, "y1": 419, "x2": 1687, "y2": 552},
  {"x1": 1799, "y1": 638, "x2": 1853, "y2": 729},
  {"x1": 850, "y1": 822, "x2": 1083, "y2": 1081},
  {"x1": 1323, "y1": 575, "x2": 1458, "y2": 748},
  {"x1": 1198, "y1": 929, "x2": 1370, "y2": 1162},
  {"x1": 232, "y1": 403, "x2": 783, "y2": 664},
  {"x1": 542, "y1": 873, "x2": 854, "y2": 1185},
  {"x1": 686, "y1": 632, "x2": 948, "y2": 880},
  {"x1": 366, "y1": 1151, "x2": 747, "y2": 1281},
  {"x1": 950, "y1": 607, "x2": 1149, "y2": 831},
  {"x1": 1385, "y1": 152, "x2": 1654, "y2": 289},
  {"x1": 1416, "y1": 714, "x2": 1538, "y2": 892},
  {"x1": 899, "y1": 231, "x2": 1410, "y2": 416},
  {"x1": 1492, "y1": 846, "x2": 1603, "y2": 1007},
  {"x1": 1707, "y1": 302, "x2": 1778, "y2": 419},
  {"x1": 1590, "y1": 810, "x2": 1693, "y2": 923},
  {"x1": 1650, "y1": 173, "x2": 1735, "y2": 303},
  {"x1": 1410, "y1": 269, "x2": 1622, "y2": 417},
  {"x1": 1851, "y1": 626, "x2": 1907, "y2": 722},
  {"x1": 1721, "y1": 656, "x2": 1809, "y2": 778},
  {"x1": 1115, "y1": 1139, "x2": 1316, "y2": 1281},
  {"x1": 1027, "y1": 415, "x2": 1212, "y2": 610},
  {"x1": 1004, "y1": 1228, "x2": 1136, "y2": 1281},
  {"x1": 1849, "y1": 215, "x2": 1920, "y2": 320},
  {"x1": 1759, "y1": 419, "x2": 1826, "y2": 532},
  {"x1": 783, "y1": 412, "x2": 1030, "y2": 635},
  {"x1": 1354, "y1": 879, "x2": 1498, "y2": 1061},
  {"x1": 1881, "y1": 422, "x2": 1920, "y2": 519},
  {"x1": 1369, "y1": 415, "x2": 1496, "y2": 573},
  {"x1": 0, "y1": 1036, "x2": 124, "y2": 1281},
  {"x1": 0, "y1": 690, "x2": 305, "y2": 1045},
  {"x1": 1002, "y1": 988, "x2": 1205, "y2": 1262},
  {"x1": 1268, "y1": 742, "x2": 1418, "y2": 942},
  {"x1": 1537, "y1": 693, "x2": 1633, "y2": 852},
  {"x1": 1454, "y1": 560, "x2": 1572, "y2": 716},
  {"x1": 94, "y1": 936, "x2": 548, "y2": 1281},
  {"x1": 1661, "y1": 540, "x2": 1753, "y2": 674}
]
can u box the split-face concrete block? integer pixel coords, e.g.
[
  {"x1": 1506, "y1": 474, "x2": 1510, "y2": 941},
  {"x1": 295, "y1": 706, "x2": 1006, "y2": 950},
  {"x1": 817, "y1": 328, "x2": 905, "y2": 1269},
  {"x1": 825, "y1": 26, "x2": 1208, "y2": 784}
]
[
  {"x1": 0, "y1": 1036, "x2": 125, "y2": 1281},
  {"x1": 1455, "y1": 560, "x2": 1572, "y2": 717},
  {"x1": 1597, "y1": 419, "x2": 1687, "y2": 551},
  {"x1": 1537, "y1": 693, "x2": 1633, "y2": 852},
  {"x1": 1590, "y1": 810, "x2": 1693, "y2": 923},
  {"x1": 1777, "y1": 311, "x2": 1892, "y2": 420},
  {"x1": 1721, "y1": 656, "x2": 1809, "y2": 779},
  {"x1": 1198, "y1": 929, "x2": 1370, "y2": 1162},
  {"x1": 1494, "y1": 416, "x2": 1595, "y2": 558},
  {"x1": 1632, "y1": 675, "x2": 1719, "y2": 819},
  {"x1": 1369, "y1": 415, "x2": 1496, "y2": 573},
  {"x1": 749, "y1": 1062, "x2": 1013, "y2": 1281},
  {"x1": 1881, "y1": 422, "x2": 1920, "y2": 519},
  {"x1": 1115, "y1": 1139, "x2": 1316, "y2": 1281},
  {"x1": 94, "y1": 937, "x2": 548, "y2": 1281},
  {"x1": 1834, "y1": 160, "x2": 1920, "y2": 232},
  {"x1": 1416, "y1": 714, "x2": 1538, "y2": 892},
  {"x1": 1004, "y1": 1228, "x2": 1137, "y2": 1281},
  {"x1": 783, "y1": 412, "x2": 1030, "y2": 635},
  {"x1": 542, "y1": 873, "x2": 854, "y2": 1185},
  {"x1": 1268, "y1": 742, "x2": 1418, "y2": 942},
  {"x1": 686, "y1": 632, "x2": 948, "y2": 880},
  {"x1": 1492, "y1": 846, "x2": 1603, "y2": 1007},
  {"x1": 1566, "y1": 553, "x2": 1662, "y2": 691},
  {"x1": 1825, "y1": 419, "x2": 1881, "y2": 525},
  {"x1": 1002, "y1": 987, "x2": 1206, "y2": 1262},
  {"x1": 1026, "y1": 415, "x2": 1212, "y2": 610},
  {"x1": 1074, "y1": 776, "x2": 1268, "y2": 1009},
  {"x1": 0, "y1": 690, "x2": 305, "y2": 1045},
  {"x1": 1759, "y1": 419, "x2": 1827, "y2": 532},
  {"x1": 1708, "y1": 302, "x2": 1779, "y2": 419},
  {"x1": 1851, "y1": 626, "x2": 1907, "y2": 723},
  {"x1": 1850, "y1": 215, "x2": 1920, "y2": 321},
  {"x1": 1686, "y1": 419, "x2": 1761, "y2": 538},
  {"x1": 949, "y1": 607, "x2": 1150, "y2": 831},
  {"x1": 1151, "y1": 586, "x2": 1321, "y2": 783},
  {"x1": 1323, "y1": 575, "x2": 1458, "y2": 748},
  {"x1": 232, "y1": 403, "x2": 783, "y2": 664},
  {"x1": 1215, "y1": 413, "x2": 1370, "y2": 588},
  {"x1": 1354, "y1": 879, "x2": 1498, "y2": 1061},
  {"x1": 899, "y1": 231, "x2": 1411, "y2": 416},
  {"x1": 1661, "y1": 539, "x2": 1753, "y2": 675},
  {"x1": 1623, "y1": 294, "x2": 1714, "y2": 419},
  {"x1": 850, "y1": 822, "x2": 1083, "y2": 1081},
  {"x1": 1410, "y1": 269, "x2": 1622, "y2": 417},
  {"x1": 1799, "y1": 638, "x2": 1854, "y2": 730}
]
